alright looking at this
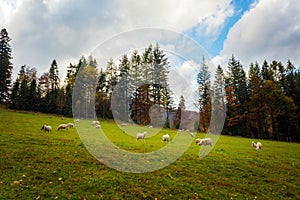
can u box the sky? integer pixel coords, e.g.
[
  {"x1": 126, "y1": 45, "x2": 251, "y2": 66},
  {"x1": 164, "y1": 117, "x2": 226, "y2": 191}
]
[{"x1": 1, "y1": 0, "x2": 300, "y2": 109}]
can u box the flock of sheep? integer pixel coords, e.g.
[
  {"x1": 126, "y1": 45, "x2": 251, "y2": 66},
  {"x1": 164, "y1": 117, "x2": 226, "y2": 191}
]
[
  {"x1": 40, "y1": 122, "x2": 76, "y2": 132},
  {"x1": 41, "y1": 119, "x2": 263, "y2": 151},
  {"x1": 136, "y1": 130, "x2": 263, "y2": 151}
]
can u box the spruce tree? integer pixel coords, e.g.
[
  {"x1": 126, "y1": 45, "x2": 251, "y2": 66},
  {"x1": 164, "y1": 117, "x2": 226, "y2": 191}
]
[
  {"x1": 211, "y1": 65, "x2": 226, "y2": 134},
  {"x1": 49, "y1": 59, "x2": 60, "y2": 91},
  {"x1": 0, "y1": 28, "x2": 13, "y2": 103},
  {"x1": 196, "y1": 56, "x2": 211, "y2": 132},
  {"x1": 196, "y1": 56, "x2": 211, "y2": 111}
]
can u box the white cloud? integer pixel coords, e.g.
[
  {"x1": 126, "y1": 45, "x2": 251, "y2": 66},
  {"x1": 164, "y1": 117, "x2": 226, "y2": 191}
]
[
  {"x1": 195, "y1": 1, "x2": 234, "y2": 46},
  {"x1": 218, "y1": 0, "x2": 300, "y2": 70},
  {"x1": 169, "y1": 60, "x2": 199, "y2": 110},
  {"x1": 1, "y1": 0, "x2": 233, "y2": 79}
]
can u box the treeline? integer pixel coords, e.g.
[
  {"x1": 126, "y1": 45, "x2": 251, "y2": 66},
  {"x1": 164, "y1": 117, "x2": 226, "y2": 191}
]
[
  {"x1": 6, "y1": 42, "x2": 174, "y2": 124},
  {"x1": 1, "y1": 28, "x2": 300, "y2": 142},
  {"x1": 216, "y1": 56, "x2": 300, "y2": 142}
]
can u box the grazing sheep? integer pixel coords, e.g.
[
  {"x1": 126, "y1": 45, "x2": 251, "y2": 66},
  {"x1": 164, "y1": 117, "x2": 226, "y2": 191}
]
[
  {"x1": 189, "y1": 132, "x2": 195, "y2": 138},
  {"x1": 95, "y1": 124, "x2": 101, "y2": 129},
  {"x1": 120, "y1": 123, "x2": 128, "y2": 126},
  {"x1": 92, "y1": 120, "x2": 100, "y2": 126},
  {"x1": 67, "y1": 123, "x2": 74, "y2": 128},
  {"x1": 75, "y1": 119, "x2": 80, "y2": 123},
  {"x1": 252, "y1": 141, "x2": 262, "y2": 150},
  {"x1": 136, "y1": 132, "x2": 147, "y2": 141},
  {"x1": 57, "y1": 124, "x2": 69, "y2": 131},
  {"x1": 195, "y1": 138, "x2": 213, "y2": 146},
  {"x1": 41, "y1": 125, "x2": 52, "y2": 132},
  {"x1": 162, "y1": 134, "x2": 170, "y2": 143}
]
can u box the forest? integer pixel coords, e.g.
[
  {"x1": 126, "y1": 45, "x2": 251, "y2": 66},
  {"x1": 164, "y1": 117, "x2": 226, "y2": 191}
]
[{"x1": 1, "y1": 28, "x2": 300, "y2": 142}]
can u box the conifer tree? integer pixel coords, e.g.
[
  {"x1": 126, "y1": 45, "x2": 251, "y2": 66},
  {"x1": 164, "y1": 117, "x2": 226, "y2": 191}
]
[{"x1": 0, "y1": 28, "x2": 13, "y2": 103}]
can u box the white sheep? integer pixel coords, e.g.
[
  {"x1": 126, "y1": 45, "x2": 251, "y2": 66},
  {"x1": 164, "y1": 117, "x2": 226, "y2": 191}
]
[
  {"x1": 189, "y1": 132, "x2": 195, "y2": 138},
  {"x1": 67, "y1": 123, "x2": 74, "y2": 128},
  {"x1": 95, "y1": 124, "x2": 101, "y2": 129},
  {"x1": 92, "y1": 120, "x2": 100, "y2": 126},
  {"x1": 57, "y1": 124, "x2": 69, "y2": 131},
  {"x1": 136, "y1": 132, "x2": 147, "y2": 141},
  {"x1": 252, "y1": 141, "x2": 262, "y2": 150},
  {"x1": 162, "y1": 134, "x2": 170, "y2": 143},
  {"x1": 75, "y1": 119, "x2": 80, "y2": 123},
  {"x1": 41, "y1": 125, "x2": 52, "y2": 132},
  {"x1": 195, "y1": 138, "x2": 213, "y2": 146}
]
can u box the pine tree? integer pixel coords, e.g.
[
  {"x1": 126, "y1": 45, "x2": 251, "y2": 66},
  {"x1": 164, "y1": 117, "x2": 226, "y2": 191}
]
[
  {"x1": 173, "y1": 95, "x2": 186, "y2": 129},
  {"x1": 178, "y1": 95, "x2": 186, "y2": 110},
  {"x1": 49, "y1": 59, "x2": 60, "y2": 91},
  {"x1": 95, "y1": 69, "x2": 111, "y2": 119},
  {"x1": 224, "y1": 86, "x2": 240, "y2": 135},
  {"x1": 195, "y1": 56, "x2": 211, "y2": 132},
  {"x1": 247, "y1": 62, "x2": 264, "y2": 138},
  {"x1": 63, "y1": 63, "x2": 79, "y2": 116},
  {"x1": 285, "y1": 60, "x2": 296, "y2": 98},
  {"x1": 114, "y1": 54, "x2": 131, "y2": 122},
  {"x1": 195, "y1": 56, "x2": 211, "y2": 111},
  {"x1": 261, "y1": 60, "x2": 273, "y2": 81},
  {"x1": 225, "y1": 55, "x2": 249, "y2": 135},
  {"x1": 151, "y1": 43, "x2": 170, "y2": 106},
  {"x1": 226, "y1": 55, "x2": 248, "y2": 110},
  {"x1": 0, "y1": 28, "x2": 13, "y2": 103},
  {"x1": 9, "y1": 78, "x2": 20, "y2": 109},
  {"x1": 211, "y1": 65, "x2": 226, "y2": 134},
  {"x1": 270, "y1": 60, "x2": 285, "y2": 87}
]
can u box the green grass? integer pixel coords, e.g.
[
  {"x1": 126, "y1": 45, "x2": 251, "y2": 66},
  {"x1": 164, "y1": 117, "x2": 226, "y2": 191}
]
[{"x1": 0, "y1": 108, "x2": 299, "y2": 199}]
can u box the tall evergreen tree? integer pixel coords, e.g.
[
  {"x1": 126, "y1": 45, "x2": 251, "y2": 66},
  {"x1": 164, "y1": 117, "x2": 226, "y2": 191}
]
[
  {"x1": 115, "y1": 54, "x2": 131, "y2": 122},
  {"x1": 195, "y1": 56, "x2": 211, "y2": 111},
  {"x1": 151, "y1": 43, "x2": 170, "y2": 106},
  {"x1": 195, "y1": 56, "x2": 211, "y2": 132},
  {"x1": 178, "y1": 95, "x2": 186, "y2": 110},
  {"x1": 261, "y1": 60, "x2": 273, "y2": 81},
  {"x1": 226, "y1": 55, "x2": 248, "y2": 110},
  {"x1": 49, "y1": 59, "x2": 60, "y2": 91},
  {"x1": 9, "y1": 78, "x2": 20, "y2": 109},
  {"x1": 225, "y1": 55, "x2": 249, "y2": 135},
  {"x1": 285, "y1": 60, "x2": 296, "y2": 98},
  {"x1": 211, "y1": 65, "x2": 226, "y2": 134},
  {"x1": 63, "y1": 63, "x2": 79, "y2": 116},
  {"x1": 0, "y1": 28, "x2": 13, "y2": 103}
]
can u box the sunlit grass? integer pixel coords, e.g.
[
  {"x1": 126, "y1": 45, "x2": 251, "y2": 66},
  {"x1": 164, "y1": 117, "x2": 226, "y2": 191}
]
[{"x1": 0, "y1": 108, "x2": 299, "y2": 199}]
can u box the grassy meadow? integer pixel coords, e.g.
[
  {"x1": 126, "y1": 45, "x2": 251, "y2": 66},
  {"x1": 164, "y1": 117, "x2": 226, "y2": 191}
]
[{"x1": 0, "y1": 108, "x2": 299, "y2": 199}]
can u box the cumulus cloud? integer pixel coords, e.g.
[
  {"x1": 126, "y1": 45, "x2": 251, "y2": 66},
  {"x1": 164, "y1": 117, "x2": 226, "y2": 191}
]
[
  {"x1": 2, "y1": 0, "x2": 232, "y2": 79},
  {"x1": 216, "y1": 0, "x2": 300, "y2": 70},
  {"x1": 195, "y1": 1, "x2": 234, "y2": 46}
]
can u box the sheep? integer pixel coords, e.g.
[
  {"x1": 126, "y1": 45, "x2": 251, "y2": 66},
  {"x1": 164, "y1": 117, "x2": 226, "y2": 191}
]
[
  {"x1": 195, "y1": 138, "x2": 213, "y2": 146},
  {"x1": 136, "y1": 132, "x2": 147, "y2": 141},
  {"x1": 92, "y1": 120, "x2": 100, "y2": 126},
  {"x1": 57, "y1": 124, "x2": 69, "y2": 131},
  {"x1": 162, "y1": 134, "x2": 170, "y2": 143},
  {"x1": 252, "y1": 141, "x2": 262, "y2": 150},
  {"x1": 189, "y1": 132, "x2": 195, "y2": 138},
  {"x1": 67, "y1": 123, "x2": 74, "y2": 128},
  {"x1": 41, "y1": 125, "x2": 52, "y2": 132},
  {"x1": 75, "y1": 119, "x2": 80, "y2": 123},
  {"x1": 95, "y1": 124, "x2": 101, "y2": 129}
]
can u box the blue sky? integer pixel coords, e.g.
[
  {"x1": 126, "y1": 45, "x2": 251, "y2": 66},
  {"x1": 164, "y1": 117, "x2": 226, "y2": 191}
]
[{"x1": 185, "y1": 0, "x2": 257, "y2": 57}]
